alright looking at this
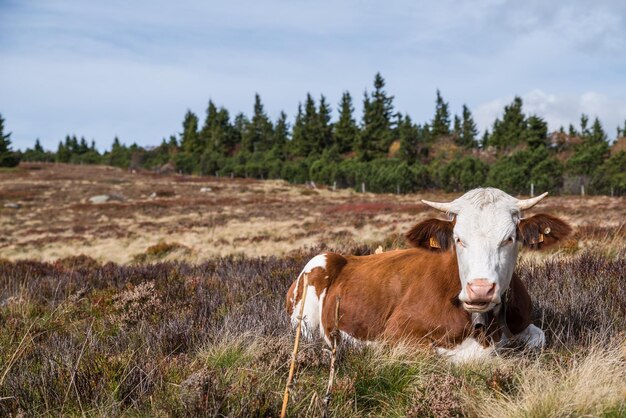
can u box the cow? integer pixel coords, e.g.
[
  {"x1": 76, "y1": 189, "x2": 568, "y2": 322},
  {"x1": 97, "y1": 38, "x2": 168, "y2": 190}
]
[{"x1": 285, "y1": 188, "x2": 571, "y2": 361}]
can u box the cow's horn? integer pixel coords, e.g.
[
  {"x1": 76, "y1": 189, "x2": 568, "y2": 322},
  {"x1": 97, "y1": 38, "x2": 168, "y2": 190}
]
[
  {"x1": 421, "y1": 199, "x2": 453, "y2": 213},
  {"x1": 516, "y1": 192, "x2": 549, "y2": 211}
]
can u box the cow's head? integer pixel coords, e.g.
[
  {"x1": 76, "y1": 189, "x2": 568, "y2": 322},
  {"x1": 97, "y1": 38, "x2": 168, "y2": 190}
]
[{"x1": 406, "y1": 188, "x2": 571, "y2": 313}]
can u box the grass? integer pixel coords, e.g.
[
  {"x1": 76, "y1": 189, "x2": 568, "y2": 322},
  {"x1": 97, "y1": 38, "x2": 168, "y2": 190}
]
[
  {"x1": 0, "y1": 243, "x2": 624, "y2": 416},
  {"x1": 0, "y1": 164, "x2": 625, "y2": 415}
]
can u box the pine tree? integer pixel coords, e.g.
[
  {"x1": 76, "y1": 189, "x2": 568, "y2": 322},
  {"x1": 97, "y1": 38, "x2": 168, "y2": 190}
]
[
  {"x1": 580, "y1": 114, "x2": 590, "y2": 137},
  {"x1": 589, "y1": 117, "x2": 607, "y2": 144},
  {"x1": 291, "y1": 94, "x2": 319, "y2": 157},
  {"x1": 56, "y1": 139, "x2": 71, "y2": 163},
  {"x1": 318, "y1": 95, "x2": 333, "y2": 150},
  {"x1": 199, "y1": 100, "x2": 219, "y2": 151},
  {"x1": 242, "y1": 94, "x2": 274, "y2": 153},
  {"x1": 452, "y1": 115, "x2": 461, "y2": 139},
  {"x1": 431, "y1": 90, "x2": 451, "y2": 138},
  {"x1": 180, "y1": 110, "x2": 200, "y2": 154},
  {"x1": 108, "y1": 136, "x2": 130, "y2": 168},
  {"x1": 397, "y1": 114, "x2": 422, "y2": 163},
  {"x1": 334, "y1": 91, "x2": 358, "y2": 154},
  {"x1": 459, "y1": 105, "x2": 478, "y2": 148},
  {"x1": 34, "y1": 139, "x2": 44, "y2": 153},
  {"x1": 78, "y1": 137, "x2": 89, "y2": 154},
  {"x1": 358, "y1": 73, "x2": 394, "y2": 160},
  {"x1": 272, "y1": 111, "x2": 289, "y2": 159},
  {"x1": 0, "y1": 114, "x2": 19, "y2": 167},
  {"x1": 568, "y1": 116, "x2": 609, "y2": 178},
  {"x1": 526, "y1": 115, "x2": 548, "y2": 149},
  {"x1": 619, "y1": 119, "x2": 626, "y2": 138},
  {"x1": 487, "y1": 96, "x2": 526, "y2": 152}
]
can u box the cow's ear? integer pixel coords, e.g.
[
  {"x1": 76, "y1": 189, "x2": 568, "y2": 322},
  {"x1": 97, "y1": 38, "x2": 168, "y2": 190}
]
[
  {"x1": 517, "y1": 213, "x2": 572, "y2": 250},
  {"x1": 406, "y1": 218, "x2": 454, "y2": 251}
]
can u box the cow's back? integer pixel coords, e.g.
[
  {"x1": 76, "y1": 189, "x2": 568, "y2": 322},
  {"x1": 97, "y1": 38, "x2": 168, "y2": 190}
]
[
  {"x1": 286, "y1": 248, "x2": 533, "y2": 348},
  {"x1": 320, "y1": 248, "x2": 467, "y2": 344}
]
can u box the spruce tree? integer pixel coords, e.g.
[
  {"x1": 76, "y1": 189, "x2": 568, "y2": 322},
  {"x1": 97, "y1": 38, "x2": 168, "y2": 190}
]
[
  {"x1": 487, "y1": 96, "x2": 526, "y2": 152},
  {"x1": 0, "y1": 114, "x2": 19, "y2": 167},
  {"x1": 272, "y1": 111, "x2": 289, "y2": 159},
  {"x1": 397, "y1": 114, "x2": 422, "y2": 164},
  {"x1": 526, "y1": 115, "x2": 548, "y2": 149},
  {"x1": 619, "y1": 119, "x2": 626, "y2": 138},
  {"x1": 180, "y1": 110, "x2": 200, "y2": 154},
  {"x1": 318, "y1": 95, "x2": 333, "y2": 150},
  {"x1": 56, "y1": 139, "x2": 71, "y2": 163},
  {"x1": 452, "y1": 115, "x2": 461, "y2": 139},
  {"x1": 34, "y1": 139, "x2": 44, "y2": 153},
  {"x1": 242, "y1": 94, "x2": 273, "y2": 153},
  {"x1": 459, "y1": 105, "x2": 478, "y2": 148},
  {"x1": 291, "y1": 94, "x2": 319, "y2": 157},
  {"x1": 78, "y1": 137, "x2": 89, "y2": 154},
  {"x1": 334, "y1": 92, "x2": 358, "y2": 154},
  {"x1": 358, "y1": 73, "x2": 394, "y2": 160},
  {"x1": 199, "y1": 100, "x2": 219, "y2": 151},
  {"x1": 431, "y1": 90, "x2": 451, "y2": 138},
  {"x1": 568, "y1": 116, "x2": 609, "y2": 178}
]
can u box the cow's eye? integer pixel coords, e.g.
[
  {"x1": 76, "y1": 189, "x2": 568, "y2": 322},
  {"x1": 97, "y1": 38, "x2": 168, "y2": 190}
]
[
  {"x1": 501, "y1": 236, "x2": 514, "y2": 246},
  {"x1": 455, "y1": 237, "x2": 465, "y2": 247}
]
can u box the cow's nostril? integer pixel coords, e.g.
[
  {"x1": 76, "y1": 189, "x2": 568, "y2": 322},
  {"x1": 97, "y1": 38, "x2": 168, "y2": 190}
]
[{"x1": 467, "y1": 279, "x2": 496, "y2": 302}]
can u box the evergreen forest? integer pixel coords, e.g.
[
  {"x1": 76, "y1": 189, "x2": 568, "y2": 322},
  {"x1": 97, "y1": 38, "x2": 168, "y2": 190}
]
[{"x1": 4, "y1": 73, "x2": 626, "y2": 195}]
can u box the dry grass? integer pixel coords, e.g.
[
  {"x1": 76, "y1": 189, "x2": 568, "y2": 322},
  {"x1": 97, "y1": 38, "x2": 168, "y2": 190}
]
[
  {"x1": 0, "y1": 243, "x2": 624, "y2": 416},
  {"x1": 1, "y1": 163, "x2": 624, "y2": 263},
  {"x1": 0, "y1": 163, "x2": 625, "y2": 416},
  {"x1": 464, "y1": 343, "x2": 626, "y2": 418}
]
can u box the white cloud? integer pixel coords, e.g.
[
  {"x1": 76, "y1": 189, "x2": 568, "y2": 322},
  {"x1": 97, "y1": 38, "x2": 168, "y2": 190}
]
[
  {"x1": 1, "y1": 1, "x2": 625, "y2": 150},
  {"x1": 474, "y1": 90, "x2": 626, "y2": 136}
]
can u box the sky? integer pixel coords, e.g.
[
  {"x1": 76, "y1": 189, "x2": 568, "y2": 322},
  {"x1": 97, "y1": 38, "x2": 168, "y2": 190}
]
[{"x1": 1, "y1": 0, "x2": 626, "y2": 151}]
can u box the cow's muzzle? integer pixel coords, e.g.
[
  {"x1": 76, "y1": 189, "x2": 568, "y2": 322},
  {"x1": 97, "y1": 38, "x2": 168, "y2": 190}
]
[{"x1": 463, "y1": 279, "x2": 498, "y2": 312}]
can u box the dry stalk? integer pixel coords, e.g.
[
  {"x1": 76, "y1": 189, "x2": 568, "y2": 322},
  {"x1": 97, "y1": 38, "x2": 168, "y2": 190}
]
[
  {"x1": 280, "y1": 274, "x2": 309, "y2": 418},
  {"x1": 323, "y1": 296, "x2": 341, "y2": 418}
]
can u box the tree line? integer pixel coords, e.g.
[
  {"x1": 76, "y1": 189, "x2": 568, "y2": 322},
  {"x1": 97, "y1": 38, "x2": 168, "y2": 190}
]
[{"x1": 3, "y1": 73, "x2": 626, "y2": 195}]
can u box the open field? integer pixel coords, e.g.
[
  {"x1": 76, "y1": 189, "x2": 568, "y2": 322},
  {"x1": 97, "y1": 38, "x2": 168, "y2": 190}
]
[
  {"x1": 1, "y1": 163, "x2": 625, "y2": 263},
  {"x1": 1, "y1": 163, "x2": 625, "y2": 416}
]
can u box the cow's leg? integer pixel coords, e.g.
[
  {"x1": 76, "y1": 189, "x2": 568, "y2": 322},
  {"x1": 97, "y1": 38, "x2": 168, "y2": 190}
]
[{"x1": 513, "y1": 324, "x2": 545, "y2": 349}]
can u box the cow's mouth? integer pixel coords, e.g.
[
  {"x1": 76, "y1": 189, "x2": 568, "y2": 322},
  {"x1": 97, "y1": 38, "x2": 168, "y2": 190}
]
[{"x1": 463, "y1": 301, "x2": 492, "y2": 312}]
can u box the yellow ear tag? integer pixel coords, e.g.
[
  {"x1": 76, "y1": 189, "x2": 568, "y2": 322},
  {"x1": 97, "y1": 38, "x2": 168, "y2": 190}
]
[{"x1": 429, "y1": 237, "x2": 441, "y2": 248}]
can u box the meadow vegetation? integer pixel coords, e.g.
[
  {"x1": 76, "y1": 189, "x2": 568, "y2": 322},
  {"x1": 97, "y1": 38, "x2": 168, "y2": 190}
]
[
  {"x1": 1, "y1": 235, "x2": 625, "y2": 416},
  {"x1": 0, "y1": 164, "x2": 625, "y2": 416}
]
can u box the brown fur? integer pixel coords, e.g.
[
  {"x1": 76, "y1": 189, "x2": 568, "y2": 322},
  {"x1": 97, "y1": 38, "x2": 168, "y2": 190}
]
[
  {"x1": 518, "y1": 213, "x2": 572, "y2": 250},
  {"x1": 287, "y1": 214, "x2": 570, "y2": 349},
  {"x1": 289, "y1": 248, "x2": 533, "y2": 349},
  {"x1": 405, "y1": 218, "x2": 454, "y2": 251}
]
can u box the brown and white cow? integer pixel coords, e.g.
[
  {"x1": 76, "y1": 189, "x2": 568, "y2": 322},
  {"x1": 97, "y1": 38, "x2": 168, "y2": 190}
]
[{"x1": 285, "y1": 188, "x2": 571, "y2": 361}]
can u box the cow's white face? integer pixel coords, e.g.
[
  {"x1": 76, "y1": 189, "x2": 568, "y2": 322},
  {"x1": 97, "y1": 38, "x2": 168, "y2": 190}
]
[
  {"x1": 452, "y1": 204, "x2": 520, "y2": 312},
  {"x1": 408, "y1": 188, "x2": 569, "y2": 314}
]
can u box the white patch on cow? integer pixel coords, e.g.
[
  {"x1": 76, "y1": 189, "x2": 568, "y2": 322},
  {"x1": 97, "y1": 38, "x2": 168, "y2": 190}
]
[
  {"x1": 514, "y1": 324, "x2": 546, "y2": 349},
  {"x1": 338, "y1": 330, "x2": 376, "y2": 347},
  {"x1": 302, "y1": 254, "x2": 328, "y2": 274},
  {"x1": 291, "y1": 285, "x2": 322, "y2": 339},
  {"x1": 318, "y1": 288, "x2": 329, "y2": 344},
  {"x1": 291, "y1": 254, "x2": 327, "y2": 306},
  {"x1": 290, "y1": 254, "x2": 328, "y2": 340},
  {"x1": 437, "y1": 338, "x2": 494, "y2": 363}
]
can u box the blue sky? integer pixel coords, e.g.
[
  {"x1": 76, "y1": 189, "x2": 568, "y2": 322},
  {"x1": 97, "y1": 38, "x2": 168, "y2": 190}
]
[{"x1": 1, "y1": 0, "x2": 625, "y2": 151}]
